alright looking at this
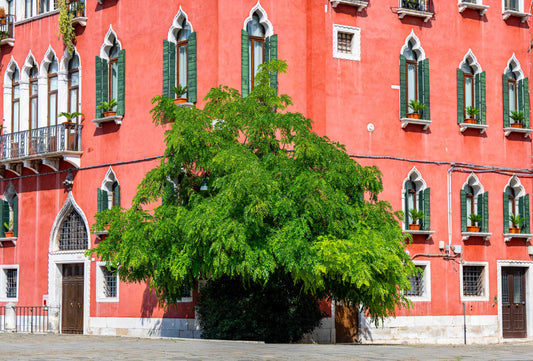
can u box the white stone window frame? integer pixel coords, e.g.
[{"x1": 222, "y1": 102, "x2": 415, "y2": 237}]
[
  {"x1": 460, "y1": 261, "x2": 489, "y2": 302},
  {"x1": 401, "y1": 167, "x2": 427, "y2": 230},
  {"x1": 100, "y1": 167, "x2": 120, "y2": 209},
  {"x1": 406, "y1": 260, "x2": 431, "y2": 302},
  {"x1": 462, "y1": 173, "x2": 484, "y2": 225},
  {"x1": 0, "y1": 264, "x2": 19, "y2": 302},
  {"x1": 96, "y1": 261, "x2": 119, "y2": 303},
  {"x1": 15, "y1": 0, "x2": 58, "y2": 23},
  {"x1": 333, "y1": 24, "x2": 360, "y2": 62}
]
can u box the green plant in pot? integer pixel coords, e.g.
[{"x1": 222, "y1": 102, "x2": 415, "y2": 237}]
[
  {"x1": 172, "y1": 85, "x2": 188, "y2": 104},
  {"x1": 465, "y1": 106, "x2": 479, "y2": 124},
  {"x1": 59, "y1": 111, "x2": 84, "y2": 123},
  {"x1": 407, "y1": 100, "x2": 427, "y2": 119},
  {"x1": 4, "y1": 219, "x2": 13, "y2": 237},
  {"x1": 510, "y1": 110, "x2": 526, "y2": 128},
  {"x1": 509, "y1": 213, "x2": 525, "y2": 233},
  {"x1": 408, "y1": 209, "x2": 425, "y2": 230},
  {"x1": 98, "y1": 99, "x2": 118, "y2": 117},
  {"x1": 468, "y1": 213, "x2": 482, "y2": 232}
]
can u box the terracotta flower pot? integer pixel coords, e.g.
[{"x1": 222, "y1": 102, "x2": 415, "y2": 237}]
[
  {"x1": 4, "y1": 231, "x2": 13, "y2": 238},
  {"x1": 407, "y1": 113, "x2": 422, "y2": 119},
  {"x1": 409, "y1": 224, "x2": 420, "y2": 230},
  {"x1": 510, "y1": 123, "x2": 523, "y2": 128},
  {"x1": 173, "y1": 98, "x2": 188, "y2": 105},
  {"x1": 465, "y1": 118, "x2": 477, "y2": 124},
  {"x1": 467, "y1": 226, "x2": 481, "y2": 232},
  {"x1": 104, "y1": 110, "x2": 117, "y2": 117},
  {"x1": 509, "y1": 227, "x2": 521, "y2": 234}
]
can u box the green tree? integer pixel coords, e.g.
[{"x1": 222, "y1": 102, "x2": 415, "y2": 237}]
[{"x1": 90, "y1": 60, "x2": 416, "y2": 325}]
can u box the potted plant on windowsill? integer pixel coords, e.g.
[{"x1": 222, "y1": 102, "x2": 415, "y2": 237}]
[
  {"x1": 407, "y1": 100, "x2": 426, "y2": 120},
  {"x1": 172, "y1": 85, "x2": 188, "y2": 105},
  {"x1": 98, "y1": 99, "x2": 118, "y2": 117},
  {"x1": 4, "y1": 219, "x2": 14, "y2": 238},
  {"x1": 465, "y1": 106, "x2": 480, "y2": 124},
  {"x1": 509, "y1": 213, "x2": 524, "y2": 234},
  {"x1": 59, "y1": 111, "x2": 84, "y2": 126},
  {"x1": 510, "y1": 110, "x2": 526, "y2": 128},
  {"x1": 408, "y1": 209, "x2": 425, "y2": 230},
  {"x1": 0, "y1": 7, "x2": 7, "y2": 26},
  {"x1": 467, "y1": 213, "x2": 482, "y2": 232}
]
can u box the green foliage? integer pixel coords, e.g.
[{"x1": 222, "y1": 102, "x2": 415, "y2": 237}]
[
  {"x1": 97, "y1": 99, "x2": 118, "y2": 112},
  {"x1": 90, "y1": 60, "x2": 416, "y2": 323},
  {"x1": 58, "y1": 0, "x2": 76, "y2": 56},
  {"x1": 408, "y1": 100, "x2": 426, "y2": 113},
  {"x1": 409, "y1": 209, "x2": 425, "y2": 224},
  {"x1": 510, "y1": 110, "x2": 526, "y2": 123},
  {"x1": 469, "y1": 213, "x2": 482, "y2": 225},
  {"x1": 3, "y1": 219, "x2": 12, "y2": 232},
  {"x1": 59, "y1": 111, "x2": 84, "y2": 122},
  {"x1": 465, "y1": 106, "x2": 480, "y2": 118},
  {"x1": 173, "y1": 85, "x2": 188, "y2": 98},
  {"x1": 510, "y1": 213, "x2": 525, "y2": 228},
  {"x1": 197, "y1": 273, "x2": 324, "y2": 343}
]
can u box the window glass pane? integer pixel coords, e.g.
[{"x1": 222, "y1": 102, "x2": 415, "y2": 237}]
[
  {"x1": 253, "y1": 40, "x2": 263, "y2": 79},
  {"x1": 502, "y1": 272, "x2": 509, "y2": 303},
  {"x1": 466, "y1": 197, "x2": 472, "y2": 225},
  {"x1": 177, "y1": 24, "x2": 191, "y2": 42},
  {"x1": 13, "y1": 102, "x2": 19, "y2": 132},
  {"x1": 49, "y1": 58, "x2": 58, "y2": 73},
  {"x1": 111, "y1": 62, "x2": 118, "y2": 107},
  {"x1": 178, "y1": 45, "x2": 187, "y2": 90},
  {"x1": 404, "y1": 45, "x2": 416, "y2": 61},
  {"x1": 12, "y1": 69, "x2": 19, "y2": 83},
  {"x1": 69, "y1": 89, "x2": 78, "y2": 113},
  {"x1": 26, "y1": 0, "x2": 32, "y2": 17},
  {"x1": 69, "y1": 55, "x2": 79, "y2": 70},
  {"x1": 465, "y1": 77, "x2": 473, "y2": 108},
  {"x1": 247, "y1": 15, "x2": 265, "y2": 37},
  {"x1": 49, "y1": 93, "x2": 57, "y2": 125},
  {"x1": 509, "y1": 82, "x2": 516, "y2": 113},
  {"x1": 337, "y1": 32, "x2": 353, "y2": 54},
  {"x1": 49, "y1": 76, "x2": 58, "y2": 91},
  {"x1": 6, "y1": 269, "x2": 17, "y2": 298},
  {"x1": 513, "y1": 271, "x2": 522, "y2": 303},
  {"x1": 31, "y1": 98, "x2": 38, "y2": 128},
  {"x1": 407, "y1": 193, "x2": 414, "y2": 223},
  {"x1": 408, "y1": 63, "x2": 416, "y2": 103},
  {"x1": 59, "y1": 210, "x2": 88, "y2": 251},
  {"x1": 70, "y1": 70, "x2": 79, "y2": 87},
  {"x1": 31, "y1": 82, "x2": 38, "y2": 94},
  {"x1": 13, "y1": 84, "x2": 19, "y2": 99}
]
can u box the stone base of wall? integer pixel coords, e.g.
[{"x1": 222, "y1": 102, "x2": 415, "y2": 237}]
[
  {"x1": 87, "y1": 317, "x2": 201, "y2": 339},
  {"x1": 300, "y1": 316, "x2": 335, "y2": 344}
]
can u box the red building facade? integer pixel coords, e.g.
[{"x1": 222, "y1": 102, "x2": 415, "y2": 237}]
[{"x1": 0, "y1": 0, "x2": 532, "y2": 344}]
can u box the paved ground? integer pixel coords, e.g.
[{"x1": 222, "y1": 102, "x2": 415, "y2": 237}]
[{"x1": 1, "y1": 334, "x2": 533, "y2": 360}]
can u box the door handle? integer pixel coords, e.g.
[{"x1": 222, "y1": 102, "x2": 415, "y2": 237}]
[
  {"x1": 70, "y1": 302, "x2": 73, "y2": 307},
  {"x1": 522, "y1": 302, "x2": 526, "y2": 305}
]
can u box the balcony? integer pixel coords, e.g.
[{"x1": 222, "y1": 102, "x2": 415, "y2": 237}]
[
  {"x1": 502, "y1": 6, "x2": 530, "y2": 22},
  {"x1": 458, "y1": 0, "x2": 489, "y2": 16},
  {"x1": 68, "y1": 0, "x2": 87, "y2": 26},
  {"x1": 0, "y1": 14, "x2": 15, "y2": 47},
  {"x1": 330, "y1": 0, "x2": 369, "y2": 11},
  {"x1": 398, "y1": 0, "x2": 433, "y2": 22},
  {"x1": 0, "y1": 123, "x2": 82, "y2": 174}
]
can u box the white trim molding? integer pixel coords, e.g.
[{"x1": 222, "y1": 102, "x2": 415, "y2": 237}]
[
  {"x1": 332, "y1": 24, "x2": 360, "y2": 61},
  {"x1": 460, "y1": 261, "x2": 489, "y2": 302}
]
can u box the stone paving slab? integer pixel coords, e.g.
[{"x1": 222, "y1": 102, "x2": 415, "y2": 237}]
[{"x1": 1, "y1": 333, "x2": 533, "y2": 360}]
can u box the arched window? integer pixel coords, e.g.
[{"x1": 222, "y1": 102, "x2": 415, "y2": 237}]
[
  {"x1": 460, "y1": 174, "x2": 488, "y2": 232},
  {"x1": 241, "y1": 4, "x2": 277, "y2": 97},
  {"x1": 97, "y1": 168, "x2": 121, "y2": 212},
  {"x1": 503, "y1": 176, "x2": 529, "y2": 234},
  {"x1": 58, "y1": 209, "x2": 88, "y2": 251},
  {"x1": 29, "y1": 62, "x2": 38, "y2": 130},
  {"x1": 48, "y1": 56, "x2": 58, "y2": 126},
  {"x1": 503, "y1": 56, "x2": 529, "y2": 129},
  {"x1": 400, "y1": 31, "x2": 429, "y2": 120},
  {"x1": 176, "y1": 18, "x2": 191, "y2": 95},
  {"x1": 11, "y1": 68, "x2": 20, "y2": 133},
  {"x1": 402, "y1": 168, "x2": 430, "y2": 231},
  {"x1": 1, "y1": 182, "x2": 18, "y2": 238},
  {"x1": 108, "y1": 40, "x2": 119, "y2": 109},
  {"x1": 457, "y1": 51, "x2": 486, "y2": 125},
  {"x1": 68, "y1": 54, "x2": 80, "y2": 116}
]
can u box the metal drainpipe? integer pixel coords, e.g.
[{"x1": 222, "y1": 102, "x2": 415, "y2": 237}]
[{"x1": 447, "y1": 164, "x2": 456, "y2": 247}]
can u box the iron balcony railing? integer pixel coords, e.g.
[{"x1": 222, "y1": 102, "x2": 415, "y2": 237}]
[
  {"x1": 15, "y1": 306, "x2": 57, "y2": 333},
  {"x1": 1, "y1": 123, "x2": 82, "y2": 161},
  {"x1": 0, "y1": 14, "x2": 15, "y2": 41},
  {"x1": 68, "y1": 0, "x2": 86, "y2": 18},
  {"x1": 399, "y1": 0, "x2": 431, "y2": 12}
]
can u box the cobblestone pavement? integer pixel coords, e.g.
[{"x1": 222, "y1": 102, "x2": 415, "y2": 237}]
[{"x1": 1, "y1": 333, "x2": 533, "y2": 360}]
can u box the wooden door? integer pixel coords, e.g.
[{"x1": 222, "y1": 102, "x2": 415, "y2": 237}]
[
  {"x1": 61, "y1": 263, "x2": 84, "y2": 334},
  {"x1": 502, "y1": 267, "x2": 527, "y2": 338},
  {"x1": 335, "y1": 302, "x2": 358, "y2": 343}
]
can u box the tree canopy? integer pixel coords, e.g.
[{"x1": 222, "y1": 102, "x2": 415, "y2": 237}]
[{"x1": 91, "y1": 60, "x2": 416, "y2": 322}]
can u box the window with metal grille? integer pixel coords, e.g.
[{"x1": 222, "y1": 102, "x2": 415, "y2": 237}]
[
  {"x1": 6, "y1": 269, "x2": 17, "y2": 298},
  {"x1": 405, "y1": 266, "x2": 424, "y2": 296},
  {"x1": 337, "y1": 32, "x2": 353, "y2": 54},
  {"x1": 102, "y1": 266, "x2": 117, "y2": 298},
  {"x1": 59, "y1": 210, "x2": 88, "y2": 251},
  {"x1": 463, "y1": 266, "x2": 484, "y2": 296}
]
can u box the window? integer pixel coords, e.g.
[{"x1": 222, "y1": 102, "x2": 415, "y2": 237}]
[
  {"x1": 503, "y1": 58, "x2": 529, "y2": 129},
  {"x1": 58, "y1": 209, "x2": 88, "y2": 251},
  {"x1": 97, "y1": 168, "x2": 121, "y2": 212},
  {"x1": 332, "y1": 24, "x2": 360, "y2": 62},
  {"x1": 48, "y1": 57, "x2": 58, "y2": 126},
  {"x1": 95, "y1": 28, "x2": 125, "y2": 118},
  {"x1": 405, "y1": 266, "x2": 424, "y2": 296},
  {"x1": 460, "y1": 174, "x2": 488, "y2": 232},
  {"x1": 96, "y1": 262, "x2": 119, "y2": 302},
  {"x1": 28, "y1": 62, "x2": 38, "y2": 130},
  {"x1": 0, "y1": 266, "x2": 18, "y2": 301},
  {"x1": 457, "y1": 51, "x2": 486, "y2": 125},
  {"x1": 1, "y1": 182, "x2": 18, "y2": 238},
  {"x1": 26, "y1": 0, "x2": 33, "y2": 18},
  {"x1": 503, "y1": 177, "x2": 530, "y2": 234},
  {"x1": 68, "y1": 54, "x2": 80, "y2": 116},
  {"x1": 11, "y1": 68, "x2": 19, "y2": 133},
  {"x1": 461, "y1": 264, "x2": 487, "y2": 300},
  {"x1": 241, "y1": 4, "x2": 277, "y2": 97},
  {"x1": 504, "y1": 0, "x2": 520, "y2": 11},
  {"x1": 404, "y1": 262, "x2": 430, "y2": 301},
  {"x1": 163, "y1": 10, "x2": 197, "y2": 102},
  {"x1": 402, "y1": 168, "x2": 430, "y2": 231},
  {"x1": 400, "y1": 32, "x2": 430, "y2": 120}
]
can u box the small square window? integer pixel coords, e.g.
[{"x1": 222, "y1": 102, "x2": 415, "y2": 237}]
[
  {"x1": 405, "y1": 266, "x2": 424, "y2": 296},
  {"x1": 463, "y1": 266, "x2": 483, "y2": 296},
  {"x1": 96, "y1": 262, "x2": 119, "y2": 302},
  {"x1": 333, "y1": 24, "x2": 360, "y2": 61},
  {"x1": 404, "y1": 262, "x2": 430, "y2": 301},
  {"x1": 102, "y1": 266, "x2": 117, "y2": 298},
  {"x1": 0, "y1": 265, "x2": 18, "y2": 301}
]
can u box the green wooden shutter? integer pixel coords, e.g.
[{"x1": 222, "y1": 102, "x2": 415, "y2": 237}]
[
  {"x1": 461, "y1": 189, "x2": 467, "y2": 232},
  {"x1": 418, "y1": 60, "x2": 424, "y2": 109},
  {"x1": 480, "y1": 71, "x2": 487, "y2": 125},
  {"x1": 418, "y1": 189, "x2": 424, "y2": 229},
  {"x1": 101, "y1": 189, "x2": 108, "y2": 211},
  {"x1": 162, "y1": 40, "x2": 176, "y2": 98},
  {"x1": 423, "y1": 58, "x2": 430, "y2": 120},
  {"x1": 423, "y1": 188, "x2": 430, "y2": 231},
  {"x1": 117, "y1": 49, "x2": 126, "y2": 116},
  {"x1": 268, "y1": 34, "x2": 278, "y2": 91},
  {"x1": 523, "y1": 195, "x2": 530, "y2": 233},
  {"x1": 457, "y1": 69, "x2": 464, "y2": 124},
  {"x1": 479, "y1": 192, "x2": 489, "y2": 232},
  {"x1": 521, "y1": 78, "x2": 530, "y2": 128},
  {"x1": 188, "y1": 32, "x2": 197, "y2": 103},
  {"x1": 114, "y1": 185, "x2": 121, "y2": 207},
  {"x1": 95, "y1": 57, "x2": 108, "y2": 118},
  {"x1": 503, "y1": 192, "x2": 510, "y2": 233},
  {"x1": 503, "y1": 74, "x2": 510, "y2": 128},
  {"x1": 400, "y1": 55, "x2": 407, "y2": 118},
  {"x1": 162, "y1": 40, "x2": 169, "y2": 97},
  {"x1": 404, "y1": 190, "x2": 409, "y2": 228},
  {"x1": 241, "y1": 30, "x2": 250, "y2": 97},
  {"x1": 1, "y1": 199, "x2": 9, "y2": 237},
  {"x1": 13, "y1": 195, "x2": 18, "y2": 237},
  {"x1": 264, "y1": 36, "x2": 270, "y2": 66},
  {"x1": 475, "y1": 73, "x2": 481, "y2": 122},
  {"x1": 97, "y1": 188, "x2": 101, "y2": 212}
]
